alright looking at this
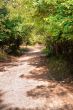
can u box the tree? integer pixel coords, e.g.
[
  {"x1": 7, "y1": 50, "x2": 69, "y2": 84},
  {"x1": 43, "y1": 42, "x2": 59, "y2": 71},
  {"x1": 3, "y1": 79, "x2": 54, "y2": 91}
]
[
  {"x1": 0, "y1": 0, "x2": 33, "y2": 53},
  {"x1": 32, "y1": 0, "x2": 73, "y2": 56}
]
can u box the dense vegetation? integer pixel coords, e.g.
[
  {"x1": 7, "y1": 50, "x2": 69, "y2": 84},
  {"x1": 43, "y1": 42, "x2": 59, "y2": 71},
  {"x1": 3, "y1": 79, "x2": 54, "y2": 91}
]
[
  {"x1": 33, "y1": 0, "x2": 73, "y2": 58},
  {"x1": 0, "y1": 0, "x2": 33, "y2": 54},
  {"x1": 0, "y1": 0, "x2": 73, "y2": 59}
]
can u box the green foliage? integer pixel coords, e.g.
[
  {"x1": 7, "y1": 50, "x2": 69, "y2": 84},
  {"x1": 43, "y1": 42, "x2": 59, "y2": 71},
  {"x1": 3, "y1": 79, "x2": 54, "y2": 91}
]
[
  {"x1": 0, "y1": 0, "x2": 73, "y2": 57},
  {"x1": 33, "y1": 0, "x2": 73, "y2": 57},
  {"x1": 0, "y1": 0, "x2": 33, "y2": 54}
]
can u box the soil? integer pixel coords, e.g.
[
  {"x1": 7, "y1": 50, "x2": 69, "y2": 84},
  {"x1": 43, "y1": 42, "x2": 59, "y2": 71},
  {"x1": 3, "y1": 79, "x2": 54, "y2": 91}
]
[{"x1": 0, "y1": 45, "x2": 73, "y2": 110}]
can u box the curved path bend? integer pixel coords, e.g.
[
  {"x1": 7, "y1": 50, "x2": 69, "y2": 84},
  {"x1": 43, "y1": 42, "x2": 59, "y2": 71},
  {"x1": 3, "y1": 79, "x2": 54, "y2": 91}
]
[{"x1": 0, "y1": 45, "x2": 73, "y2": 110}]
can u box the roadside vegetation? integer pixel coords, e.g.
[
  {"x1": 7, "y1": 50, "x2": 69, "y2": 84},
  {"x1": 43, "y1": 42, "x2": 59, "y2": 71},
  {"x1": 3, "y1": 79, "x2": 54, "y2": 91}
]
[{"x1": 0, "y1": 0, "x2": 73, "y2": 82}]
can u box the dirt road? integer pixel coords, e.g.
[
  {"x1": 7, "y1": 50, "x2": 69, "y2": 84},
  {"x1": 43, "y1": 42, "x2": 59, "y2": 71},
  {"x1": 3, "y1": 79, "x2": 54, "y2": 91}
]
[{"x1": 0, "y1": 45, "x2": 73, "y2": 110}]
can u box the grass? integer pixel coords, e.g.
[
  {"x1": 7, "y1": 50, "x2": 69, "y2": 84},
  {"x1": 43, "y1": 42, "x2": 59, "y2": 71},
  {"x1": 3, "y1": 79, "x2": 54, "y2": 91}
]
[
  {"x1": 47, "y1": 56, "x2": 73, "y2": 83},
  {"x1": 42, "y1": 47, "x2": 53, "y2": 56},
  {"x1": 42, "y1": 48, "x2": 73, "y2": 83},
  {"x1": 0, "y1": 50, "x2": 17, "y2": 62},
  {"x1": 6, "y1": 46, "x2": 30, "y2": 56},
  {"x1": 0, "y1": 50, "x2": 8, "y2": 61}
]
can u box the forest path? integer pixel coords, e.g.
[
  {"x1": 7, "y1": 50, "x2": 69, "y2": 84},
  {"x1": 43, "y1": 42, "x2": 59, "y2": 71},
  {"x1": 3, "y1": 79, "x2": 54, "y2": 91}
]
[{"x1": 0, "y1": 45, "x2": 73, "y2": 110}]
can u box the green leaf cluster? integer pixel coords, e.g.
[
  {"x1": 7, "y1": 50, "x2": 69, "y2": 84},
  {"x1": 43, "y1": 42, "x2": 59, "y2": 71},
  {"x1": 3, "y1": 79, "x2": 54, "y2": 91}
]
[{"x1": 33, "y1": 0, "x2": 73, "y2": 56}]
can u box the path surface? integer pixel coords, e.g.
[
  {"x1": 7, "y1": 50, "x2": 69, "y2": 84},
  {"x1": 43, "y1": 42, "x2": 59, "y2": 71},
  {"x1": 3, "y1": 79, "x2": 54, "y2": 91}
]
[{"x1": 0, "y1": 45, "x2": 73, "y2": 110}]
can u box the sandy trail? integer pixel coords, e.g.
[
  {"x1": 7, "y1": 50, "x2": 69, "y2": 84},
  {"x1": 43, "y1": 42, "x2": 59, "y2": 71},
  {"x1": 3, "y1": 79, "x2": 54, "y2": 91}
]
[{"x1": 0, "y1": 45, "x2": 73, "y2": 110}]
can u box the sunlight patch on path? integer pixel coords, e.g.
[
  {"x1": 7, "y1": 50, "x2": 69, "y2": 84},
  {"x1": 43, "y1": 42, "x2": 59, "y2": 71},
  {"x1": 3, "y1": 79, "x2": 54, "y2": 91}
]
[{"x1": 0, "y1": 46, "x2": 73, "y2": 110}]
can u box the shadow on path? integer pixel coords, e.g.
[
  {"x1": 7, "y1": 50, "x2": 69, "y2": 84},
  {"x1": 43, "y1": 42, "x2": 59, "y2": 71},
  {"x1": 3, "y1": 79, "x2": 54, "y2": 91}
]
[
  {"x1": 27, "y1": 84, "x2": 73, "y2": 110},
  {"x1": 20, "y1": 55, "x2": 50, "y2": 82},
  {"x1": 0, "y1": 90, "x2": 10, "y2": 110},
  {"x1": 0, "y1": 45, "x2": 73, "y2": 110}
]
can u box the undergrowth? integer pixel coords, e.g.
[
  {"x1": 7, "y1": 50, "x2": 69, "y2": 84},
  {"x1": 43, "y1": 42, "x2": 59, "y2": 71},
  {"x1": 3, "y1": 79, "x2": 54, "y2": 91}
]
[
  {"x1": 0, "y1": 50, "x2": 8, "y2": 61},
  {"x1": 43, "y1": 48, "x2": 73, "y2": 83}
]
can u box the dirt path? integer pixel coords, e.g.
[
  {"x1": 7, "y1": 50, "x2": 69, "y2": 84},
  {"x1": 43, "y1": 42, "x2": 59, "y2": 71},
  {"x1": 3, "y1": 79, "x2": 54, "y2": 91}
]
[{"x1": 0, "y1": 45, "x2": 73, "y2": 110}]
